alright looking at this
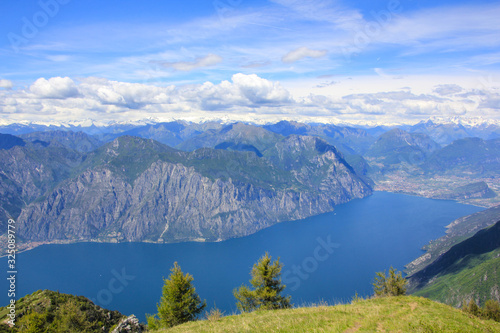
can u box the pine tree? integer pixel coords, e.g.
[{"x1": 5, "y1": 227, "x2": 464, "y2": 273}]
[
  {"x1": 147, "y1": 262, "x2": 206, "y2": 329},
  {"x1": 373, "y1": 266, "x2": 407, "y2": 297},
  {"x1": 462, "y1": 299, "x2": 480, "y2": 317},
  {"x1": 233, "y1": 252, "x2": 292, "y2": 312}
]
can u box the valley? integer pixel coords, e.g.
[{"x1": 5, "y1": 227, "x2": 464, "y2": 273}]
[{"x1": 374, "y1": 174, "x2": 499, "y2": 208}]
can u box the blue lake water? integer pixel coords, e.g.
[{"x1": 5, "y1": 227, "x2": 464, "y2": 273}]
[{"x1": 1, "y1": 192, "x2": 483, "y2": 322}]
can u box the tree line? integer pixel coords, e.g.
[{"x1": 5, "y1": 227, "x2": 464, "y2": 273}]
[
  {"x1": 146, "y1": 253, "x2": 409, "y2": 330},
  {"x1": 11, "y1": 252, "x2": 499, "y2": 331}
]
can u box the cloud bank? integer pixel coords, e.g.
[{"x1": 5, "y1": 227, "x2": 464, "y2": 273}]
[
  {"x1": 1, "y1": 74, "x2": 498, "y2": 125},
  {"x1": 0, "y1": 79, "x2": 13, "y2": 89}
]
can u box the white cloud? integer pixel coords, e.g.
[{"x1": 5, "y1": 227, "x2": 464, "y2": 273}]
[
  {"x1": 231, "y1": 73, "x2": 292, "y2": 104},
  {"x1": 282, "y1": 47, "x2": 327, "y2": 63},
  {"x1": 30, "y1": 77, "x2": 79, "y2": 99},
  {"x1": 161, "y1": 54, "x2": 223, "y2": 71},
  {"x1": 0, "y1": 79, "x2": 13, "y2": 89},
  {"x1": 433, "y1": 84, "x2": 463, "y2": 96}
]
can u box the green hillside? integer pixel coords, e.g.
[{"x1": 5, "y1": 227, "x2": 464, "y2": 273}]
[
  {"x1": 407, "y1": 216, "x2": 500, "y2": 308},
  {"x1": 155, "y1": 296, "x2": 500, "y2": 332},
  {"x1": 413, "y1": 248, "x2": 500, "y2": 307},
  {"x1": 406, "y1": 205, "x2": 500, "y2": 276}
]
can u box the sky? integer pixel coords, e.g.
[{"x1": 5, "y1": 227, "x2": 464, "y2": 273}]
[{"x1": 0, "y1": 0, "x2": 499, "y2": 125}]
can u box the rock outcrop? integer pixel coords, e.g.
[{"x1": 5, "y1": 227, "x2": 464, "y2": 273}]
[{"x1": 112, "y1": 315, "x2": 145, "y2": 333}]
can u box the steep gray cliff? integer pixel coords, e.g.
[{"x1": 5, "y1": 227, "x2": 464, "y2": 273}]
[{"x1": 4, "y1": 135, "x2": 372, "y2": 246}]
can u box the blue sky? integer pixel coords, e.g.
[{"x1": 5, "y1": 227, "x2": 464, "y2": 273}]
[{"x1": 0, "y1": 0, "x2": 499, "y2": 125}]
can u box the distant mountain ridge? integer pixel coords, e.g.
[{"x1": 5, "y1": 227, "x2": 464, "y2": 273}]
[
  {"x1": 0, "y1": 133, "x2": 25, "y2": 150},
  {"x1": 20, "y1": 130, "x2": 103, "y2": 152},
  {"x1": 177, "y1": 123, "x2": 282, "y2": 154},
  {"x1": 2, "y1": 118, "x2": 498, "y2": 156},
  {"x1": 423, "y1": 137, "x2": 500, "y2": 176},
  {"x1": 366, "y1": 128, "x2": 440, "y2": 165},
  {"x1": 1, "y1": 115, "x2": 498, "y2": 129},
  {"x1": 405, "y1": 119, "x2": 500, "y2": 145}
]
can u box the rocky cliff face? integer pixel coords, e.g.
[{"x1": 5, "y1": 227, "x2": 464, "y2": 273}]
[
  {"x1": 4, "y1": 134, "x2": 372, "y2": 246},
  {"x1": 0, "y1": 142, "x2": 82, "y2": 235}
]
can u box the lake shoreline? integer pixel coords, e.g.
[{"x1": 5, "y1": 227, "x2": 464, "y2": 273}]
[{"x1": 2, "y1": 191, "x2": 486, "y2": 257}]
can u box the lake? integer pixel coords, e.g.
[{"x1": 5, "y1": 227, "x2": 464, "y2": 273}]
[{"x1": 1, "y1": 192, "x2": 483, "y2": 322}]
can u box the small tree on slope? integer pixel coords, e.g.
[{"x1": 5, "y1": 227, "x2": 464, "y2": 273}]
[
  {"x1": 233, "y1": 252, "x2": 292, "y2": 312},
  {"x1": 373, "y1": 266, "x2": 407, "y2": 297},
  {"x1": 147, "y1": 262, "x2": 206, "y2": 329}
]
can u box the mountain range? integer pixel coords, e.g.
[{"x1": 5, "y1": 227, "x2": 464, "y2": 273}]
[
  {"x1": 405, "y1": 119, "x2": 500, "y2": 145},
  {"x1": 1, "y1": 118, "x2": 499, "y2": 250}
]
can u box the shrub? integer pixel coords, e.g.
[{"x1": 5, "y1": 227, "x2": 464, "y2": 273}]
[
  {"x1": 373, "y1": 266, "x2": 407, "y2": 297},
  {"x1": 482, "y1": 299, "x2": 500, "y2": 322},
  {"x1": 205, "y1": 306, "x2": 224, "y2": 322},
  {"x1": 462, "y1": 298, "x2": 500, "y2": 322}
]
